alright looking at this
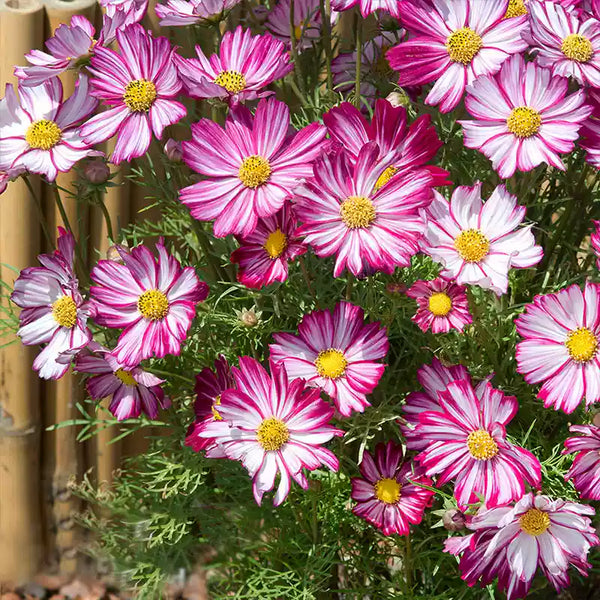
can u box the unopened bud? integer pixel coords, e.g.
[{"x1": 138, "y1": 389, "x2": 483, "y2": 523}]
[
  {"x1": 106, "y1": 244, "x2": 127, "y2": 263},
  {"x1": 239, "y1": 309, "x2": 259, "y2": 328},
  {"x1": 164, "y1": 139, "x2": 183, "y2": 162},
  {"x1": 442, "y1": 509, "x2": 466, "y2": 532},
  {"x1": 84, "y1": 159, "x2": 110, "y2": 184},
  {"x1": 386, "y1": 91, "x2": 410, "y2": 108}
]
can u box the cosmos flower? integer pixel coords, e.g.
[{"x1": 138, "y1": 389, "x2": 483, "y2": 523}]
[
  {"x1": 270, "y1": 301, "x2": 388, "y2": 417},
  {"x1": 445, "y1": 493, "x2": 599, "y2": 600},
  {"x1": 76, "y1": 342, "x2": 170, "y2": 420},
  {"x1": 176, "y1": 25, "x2": 293, "y2": 103},
  {"x1": 80, "y1": 24, "x2": 186, "y2": 164},
  {"x1": 185, "y1": 355, "x2": 234, "y2": 458},
  {"x1": 0, "y1": 166, "x2": 25, "y2": 195},
  {"x1": 460, "y1": 54, "x2": 592, "y2": 178},
  {"x1": 323, "y1": 99, "x2": 450, "y2": 188},
  {"x1": 0, "y1": 76, "x2": 98, "y2": 182},
  {"x1": 406, "y1": 277, "x2": 472, "y2": 334},
  {"x1": 180, "y1": 98, "x2": 326, "y2": 238},
  {"x1": 591, "y1": 220, "x2": 600, "y2": 268},
  {"x1": 100, "y1": 0, "x2": 148, "y2": 22},
  {"x1": 580, "y1": 90, "x2": 600, "y2": 168},
  {"x1": 515, "y1": 282, "x2": 600, "y2": 413},
  {"x1": 387, "y1": 0, "x2": 528, "y2": 113},
  {"x1": 294, "y1": 144, "x2": 434, "y2": 278},
  {"x1": 351, "y1": 441, "x2": 434, "y2": 536},
  {"x1": 526, "y1": 0, "x2": 600, "y2": 87},
  {"x1": 156, "y1": 0, "x2": 240, "y2": 27},
  {"x1": 90, "y1": 239, "x2": 208, "y2": 367},
  {"x1": 266, "y1": 0, "x2": 331, "y2": 51},
  {"x1": 210, "y1": 357, "x2": 344, "y2": 505},
  {"x1": 422, "y1": 183, "x2": 543, "y2": 295},
  {"x1": 330, "y1": 0, "x2": 401, "y2": 18},
  {"x1": 563, "y1": 424, "x2": 600, "y2": 500},
  {"x1": 414, "y1": 378, "x2": 542, "y2": 508},
  {"x1": 231, "y1": 204, "x2": 306, "y2": 289},
  {"x1": 10, "y1": 228, "x2": 93, "y2": 380}
]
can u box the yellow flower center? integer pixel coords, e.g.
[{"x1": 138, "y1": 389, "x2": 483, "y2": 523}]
[
  {"x1": 238, "y1": 155, "x2": 271, "y2": 188},
  {"x1": 51, "y1": 295, "x2": 77, "y2": 328},
  {"x1": 374, "y1": 477, "x2": 401, "y2": 504},
  {"x1": 565, "y1": 327, "x2": 598, "y2": 363},
  {"x1": 428, "y1": 292, "x2": 453, "y2": 317},
  {"x1": 137, "y1": 289, "x2": 169, "y2": 321},
  {"x1": 115, "y1": 368, "x2": 137, "y2": 386},
  {"x1": 211, "y1": 395, "x2": 222, "y2": 421},
  {"x1": 561, "y1": 33, "x2": 594, "y2": 63},
  {"x1": 256, "y1": 417, "x2": 289, "y2": 451},
  {"x1": 520, "y1": 508, "x2": 550, "y2": 536},
  {"x1": 315, "y1": 348, "x2": 347, "y2": 379},
  {"x1": 264, "y1": 228, "x2": 288, "y2": 259},
  {"x1": 123, "y1": 79, "x2": 157, "y2": 112},
  {"x1": 504, "y1": 0, "x2": 528, "y2": 18},
  {"x1": 374, "y1": 166, "x2": 398, "y2": 192},
  {"x1": 507, "y1": 106, "x2": 542, "y2": 138},
  {"x1": 25, "y1": 119, "x2": 62, "y2": 150},
  {"x1": 446, "y1": 27, "x2": 482, "y2": 64},
  {"x1": 214, "y1": 70, "x2": 247, "y2": 94},
  {"x1": 340, "y1": 196, "x2": 376, "y2": 229},
  {"x1": 454, "y1": 229, "x2": 490, "y2": 263},
  {"x1": 466, "y1": 429, "x2": 499, "y2": 460}
]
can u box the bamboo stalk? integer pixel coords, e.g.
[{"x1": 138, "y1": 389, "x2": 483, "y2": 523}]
[{"x1": 0, "y1": 0, "x2": 45, "y2": 586}]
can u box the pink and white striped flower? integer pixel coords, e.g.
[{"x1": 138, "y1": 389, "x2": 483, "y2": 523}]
[
  {"x1": 406, "y1": 277, "x2": 472, "y2": 334},
  {"x1": 581, "y1": 90, "x2": 600, "y2": 168},
  {"x1": 156, "y1": 0, "x2": 240, "y2": 27},
  {"x1": 515, "y1": 282, "x2": 600, "y2": 413},
  {"x1": 422, "y1": 183, "x2": 543, "y2": 295},
  {"x1": 100, "y1": 0, "x2": 148, "y2": 22},
  {"x1": 526, "y1": 0, "x2": 600, "y2": 87},
  {"x1": 387, "y1": 0, "x2": 528, "y2": 113},
  {"x1": 351, "y1": 442, "x2": 434, "y2": 536},
  {"x1": 80, "y1": 24, "x2": 186, "y2": 164},
  {"x1": 180, "y1": 98, "x2": 326, "y2": 238},
  {"x1": 460, "y1": 54, "x2": 592, "y2": 178},
  {"x1": 294, "y1": 144, "x2": 434, "y2": 278},
  {"x1": 414, "y1": 378, "x2": 542, "y2": 508},
  {"x1": 76, "y1": 343, "x2": 170, "y2": 420},
  {"x1": 90, "y1": 240, "x2": 208, "y2": 367},
  {"x1": 563, "y1": 424, "x2": 600, "y2": 500},
  {"x1": 0, "y1": 76, "x2": 98, "y2": 182},
  {"x1": 266, "y1": 0, "x2": 330, "y2": 51},
  {"x1": 591, "y1": 220, "x2": 600, "y2": 268},
  {"x1": 330, "y1": 0, "x2": 401, "y2": 17},
  {"x1": 445, "y1": 493, "x2": 599, "y2": 599},
  {"x1": 185, "y1": 355, "x2": 234, "y2": 458},
  {"x1": 10, "y1": 228, "x2": 93, "y2": 380},
  {"x1": 270, "y1": 301, "x2": 388, "y2": 417},
  {"x1": 210, "y1": 357, "x2": 344, "y2": 505},
  {"x1": 176, "y1": 25, "x2": 293, "y2": 103},
  {"x1": 230, "y1": 204, "x2": 306, "y2": 289}
]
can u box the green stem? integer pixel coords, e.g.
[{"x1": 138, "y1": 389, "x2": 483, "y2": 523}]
[
  {"x1": 23, "y1": 175, "x2": 53, "y2": 249},
  {"x1": 345, "y1": 273, "x2": 354, "y2": 301},
  {"x1": 96, "y1": 189, "x2": 114, "y2": 243},
  {"x1": 146, "y1": 367, "x2": 194, "y2": 385},
  {"x1": 298, "y1": 256, "x2": 318, "y2": 306},
  {"x1": 289, "y1": 0, "x2": 307, "y2": 102},
  {"x1": 191, "y1": 220, "x2": 225, "y2": 282},
  {"x1": 354, "y1": 11, "x2": 362, "y2": 109},
  {"x1": 320, "y1": 0, "x2": 334, "y2": 93}
]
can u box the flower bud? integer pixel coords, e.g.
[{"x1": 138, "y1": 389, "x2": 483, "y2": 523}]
[
  {"x1": 239, "y1": 308, "x2": 259, "y2": 328},
  {"x1": 442, "y1": 509, "x2": 466, "y2": 532},
  {"x1": 84, "y1": 159, "x2": 110, "y2": 184},
  {"x1": 106, "y1": 244, "x2": 128, "y2": 263},
  {"x1": 386, "y1": 91, "x2": 410, "y2": 108},
  {"x1": 164, "y1": 139, "x2": 183, "y2": 162}
]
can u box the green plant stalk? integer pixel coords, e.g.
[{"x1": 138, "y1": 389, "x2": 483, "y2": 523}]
[
  {"x1": 23, "y1": 175, "x2": 53, "y2": 249},
  {"x1": 96, "y1": 189, "x2": 115, "y2": 243},
  {"x1": 320, "y1": 0, "x2": 334, "y2": 93},
  {"x1": 354, "y1": 11, "x2": 362, "y2": 109},
  {"x1": 289, "y1": 0, "x2": 307, "y2": 102}
]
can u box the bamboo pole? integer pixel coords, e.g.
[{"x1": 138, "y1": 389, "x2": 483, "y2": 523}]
[{"x1": 0, "y1": 0, "x2": 45, "y2": 586}]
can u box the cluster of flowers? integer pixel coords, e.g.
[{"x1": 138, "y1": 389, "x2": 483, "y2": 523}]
[{"x1": 4, "y1": 0, "x2": 600, "y2": 598}]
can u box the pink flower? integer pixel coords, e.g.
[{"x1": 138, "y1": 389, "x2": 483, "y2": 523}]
[
  {"x1": 267, "y1": 0, "x2": 332, "y2": 51},
  {"x1": 176, "y1": 25, "x2": 293, "y2": 103},
  {"x1": 515, "y1": 282, "x2": 600, "y2": 413},
  {"x1": 209, "y1": 357, "x2": 344, "y2": 505},
  {"x1": 270, "y1": 301, "x2": 388, "y2": 417},
  {"x1": 80, "y1": 24, "x2": 186, "y2": 164},
  {"x1": 387, "y1": 0, "x2": 528, "y2": 113},
  {"x1": 592, "y1": 220, "x2": 600, "y2": 268},
  {"x1": 460, "y1": 54, "x2": 592, "y2": 178},
  {"x1": 445, "y1": 493, "x2": 599, "y2": 599},
  {"x1": 406, "y1": 278, "x2": 472, "y2": 334},
  {"x1": 330, "y1": 0, "x2": 401, "y2": 17},
  {"x1": 563, "y1": 424, "x2": 600, "y2": 500},
  {"x1": 185, "y1": 355, "x2": 234, "y2": 458},
  {"x1": 0, "y1": 166, "x2": 25, "y2": 195},
  {"x1": 100, "y1": 0, "x2": 148, "y2": 22},
  {"x1": 294, "y1": 144, "x2": 433, "y2": 278},
  {"x1": 10, "y1": 228, "x2": 93, "y2": 380},
  {"x1": 156, "y1": 0, "x2": 240, "y2": 27},
  {"x1": 231, "y1": 204, "x2": 306, "y2": 289},
  {"x1": 526, "y1": 0, "x2": 600, "y2": 87},
  {"x1": 180, "y1": 98, "x2": 326, "y2": 238},
  {"x1": 581, "y1": 89, "x2": 600, "y2": 167},
  {"x1": 76, "y1": 343, "x2": 170, "y2": 420},
  {"x1": 351, "y1": 442, "x2": 434, "y2": 536},
  {"x1": 414, "y1": 378, "x2": 542, "y2": 508},
  {"x1": 323, "y1": 99, "x2": 450, "y2": 187},
  {"x1": 90, "y1": 239, "x2": 208, "y2": 367},
  {"x1": 422, "y1": 183, "x2": 543, "y2": 295},
  {"x1": 0, "y1": 76, "x2": 98, "y2": 182}
]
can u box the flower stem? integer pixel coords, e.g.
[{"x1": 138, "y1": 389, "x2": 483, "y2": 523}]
[
  {"x1": 23, "y1": 175, "x2": 53, "y2": 250},
  {"x1": 354, "y1": 11, "x2": 362, "y2": 109},
  {"x1": 298, "y1": 256, "x2": 319, "y2": 306},
  {"x1": 96, "y1": 189, "x2": 114, "y2": 243},
  {"x1": 320, "y1": 0, "x2": 334, "y2": 93},
  {"x1": 289, "y1": 0, "x2": 307, "y2": 102}
]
